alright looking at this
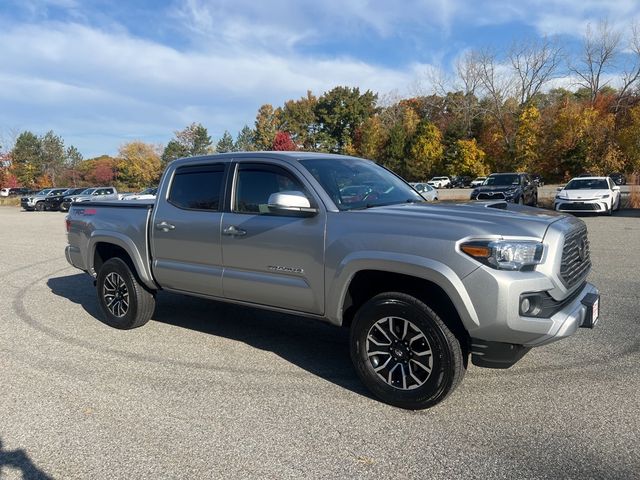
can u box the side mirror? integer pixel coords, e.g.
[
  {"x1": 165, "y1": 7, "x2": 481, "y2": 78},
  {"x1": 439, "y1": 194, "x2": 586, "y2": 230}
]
[{"x1": 267, "y1": 191, "x2": 318, "y2": 216}]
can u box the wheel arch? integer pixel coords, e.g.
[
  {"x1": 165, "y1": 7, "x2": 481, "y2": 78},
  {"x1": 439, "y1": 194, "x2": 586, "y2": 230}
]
[
  {"x1": 89, "y1": 232, "x2": 156, "y2": 290},
  {"x1": 340, "y1": 269, "x2": 472, "y2": 352},
  {"x1": 328, "y1": 253, "x2": 479, "y2": 341}
]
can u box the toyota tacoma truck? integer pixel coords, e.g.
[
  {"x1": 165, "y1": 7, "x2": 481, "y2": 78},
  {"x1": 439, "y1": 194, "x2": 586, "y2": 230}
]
[{"x1": 64, "y1": 152, "x2": 599, "y2": 409}]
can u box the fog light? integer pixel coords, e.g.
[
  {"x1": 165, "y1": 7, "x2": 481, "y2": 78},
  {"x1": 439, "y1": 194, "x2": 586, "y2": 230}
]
[{"x1": 519, "y1": 293, "x2": 544, "y2": 317}]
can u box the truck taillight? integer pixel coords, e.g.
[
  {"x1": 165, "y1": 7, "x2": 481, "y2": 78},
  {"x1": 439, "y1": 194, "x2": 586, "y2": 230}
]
[{"x1": 65, "y1": 219, "x2": 71, "y2": 233}]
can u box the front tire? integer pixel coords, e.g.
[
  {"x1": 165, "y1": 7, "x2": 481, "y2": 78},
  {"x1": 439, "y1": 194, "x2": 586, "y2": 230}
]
[
  {"x1": 96, "y1": 257, "x2": 155, "y2": 329},
  {"x1": 34, "y1": 202, "x2": 45, "y2": 211},
  {"x1": 350, "y1": 292, "x2": 466, "y2": 410}
]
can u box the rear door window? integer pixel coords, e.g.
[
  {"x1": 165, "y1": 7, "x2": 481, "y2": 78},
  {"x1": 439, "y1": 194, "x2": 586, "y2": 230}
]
[{"x1": 169, "y1": 164, "x2": 226, "y2": 211}]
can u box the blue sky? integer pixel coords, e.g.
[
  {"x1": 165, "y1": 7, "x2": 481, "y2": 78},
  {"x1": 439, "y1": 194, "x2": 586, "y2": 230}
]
[{"x1": 1, "y1": 0, "x2": 640, "y2": 158}]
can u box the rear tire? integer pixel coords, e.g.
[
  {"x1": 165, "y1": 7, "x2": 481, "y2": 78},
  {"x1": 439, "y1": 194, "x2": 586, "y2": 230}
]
[
  {"x1": 96, "y1": 257, "x2": 155, "y2": 329},
  {"x1": 350, "y1": 292, "x2": 466, "y2": 410}
]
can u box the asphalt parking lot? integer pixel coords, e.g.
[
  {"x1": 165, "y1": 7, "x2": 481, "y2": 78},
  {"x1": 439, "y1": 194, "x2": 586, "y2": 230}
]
[{"x1": 1, "y1": 207, "x2": 639, "y2": 479}]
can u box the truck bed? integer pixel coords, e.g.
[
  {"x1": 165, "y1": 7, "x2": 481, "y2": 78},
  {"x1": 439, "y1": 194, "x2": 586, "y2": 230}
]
[{"x1": 66, "y1": 200, "x2": 157, "y2": 289}]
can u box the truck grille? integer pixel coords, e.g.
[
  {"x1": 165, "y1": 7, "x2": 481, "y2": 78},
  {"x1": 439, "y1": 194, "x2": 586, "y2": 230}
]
[
  {"x1": 478, "y1": 192, "x2": 505, "y2": 200},
  {"x1": 560, "y1": 224, "x2": 591, "y2": 288}
]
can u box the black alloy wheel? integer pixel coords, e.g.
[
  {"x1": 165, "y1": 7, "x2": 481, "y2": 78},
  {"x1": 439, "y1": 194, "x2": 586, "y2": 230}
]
[
  {"x1": 350, "y1": 292, "x2": 466, "y2": 410},
  {"x1": 96, "y1": 257, "x2": 155, "y2": 329}
]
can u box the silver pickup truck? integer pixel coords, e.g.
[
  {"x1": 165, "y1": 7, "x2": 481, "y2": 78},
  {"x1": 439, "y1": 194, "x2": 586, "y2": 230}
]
[{"x1": 65, "y1": 152, "x2": 600, "y2": 409}]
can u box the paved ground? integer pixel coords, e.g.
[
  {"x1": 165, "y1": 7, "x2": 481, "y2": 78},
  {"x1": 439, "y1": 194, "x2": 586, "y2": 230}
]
[{"x1": 0, "y1": 207, "x2": 638, "y2": 479}]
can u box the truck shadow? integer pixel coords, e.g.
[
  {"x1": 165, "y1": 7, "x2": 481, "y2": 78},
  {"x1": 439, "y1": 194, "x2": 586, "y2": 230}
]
[
  {"x1": 0, "y1": 438, "x2": 53, "y2": 479},
  {"x1": 47, "y1": 274, "x2": 370, "y2": 400}
]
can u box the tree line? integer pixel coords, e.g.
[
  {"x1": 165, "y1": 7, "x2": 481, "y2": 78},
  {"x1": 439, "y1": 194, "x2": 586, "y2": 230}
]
[{"x1": 2, "y1": 20, "x2": 640, "y2": 189}]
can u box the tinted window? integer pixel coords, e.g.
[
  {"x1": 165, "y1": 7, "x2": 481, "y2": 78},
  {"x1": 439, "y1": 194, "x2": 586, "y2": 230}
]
[
  {"x1": 484, "y1": 174, "x2": 520, "y2": 186},
  {"x1": 169, "y1": 164, "x2": 225, "y2": 210},
  {"x1": 565, "y1": 179, "x2": 609, "y2": 190},
  {"x1": 234, "y1": 164, "x2": 307, "y2": 214}
]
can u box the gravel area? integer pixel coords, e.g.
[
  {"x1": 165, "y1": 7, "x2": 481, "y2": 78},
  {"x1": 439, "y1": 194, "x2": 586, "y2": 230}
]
[{"x1": 0, "y1": 206, "x2": 638, "y2": 479}]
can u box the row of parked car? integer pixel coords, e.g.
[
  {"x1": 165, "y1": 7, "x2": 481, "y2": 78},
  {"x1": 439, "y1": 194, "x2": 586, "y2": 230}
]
[
  {"x1": 425, "y1": 174, "x2": 545, "y2": 189},
  {"x1": 19, "y1": 186, "x2": 157, "y2": 211},
  {"x1": 467, "y1": 172, "x2": 622, "y2": 215},
  {"x1": 10, "y1": 171, "x2": 625, "y2": 216}
]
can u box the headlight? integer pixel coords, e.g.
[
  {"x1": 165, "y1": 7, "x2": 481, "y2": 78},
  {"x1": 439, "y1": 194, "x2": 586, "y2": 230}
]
[
  {"x1": 460, "y1": 240, "x2": 544, "y2": 271},
  {"x1": 504, "y1": 189, "x2": 517, "y2": 197},
  {"x1": 600, "y1": 194, "x2": 610, "y2": 198}
]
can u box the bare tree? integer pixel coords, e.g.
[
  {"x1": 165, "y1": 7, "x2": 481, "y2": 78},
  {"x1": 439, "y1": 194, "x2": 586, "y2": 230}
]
[
  {"x1": 615, "y1": 22, "x2": 640, "y2": 113},
  {"x1": 476, "y1": 48, "x2": 515, "y2": 152},
  {"x1": 449, "y1": 51, "x2": 483, "y2": 137},
  {"x1": 570, "y1": 20, "x2": 622, "y2": 104},
  {"x1": 509, "y1": 36, "x2": 563, "y2": 106}
]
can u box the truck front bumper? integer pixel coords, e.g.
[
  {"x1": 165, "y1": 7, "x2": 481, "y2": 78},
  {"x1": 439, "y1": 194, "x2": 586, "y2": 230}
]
[{"x1": 469, "y1": 281, "x2": 600, "y2": 368}]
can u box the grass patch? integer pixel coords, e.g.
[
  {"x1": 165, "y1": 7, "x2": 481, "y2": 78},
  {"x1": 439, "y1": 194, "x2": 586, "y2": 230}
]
[
  {"x1": 629, "y1": 184, "x2": 640, "y2": 209},
  {"x1": 0, "y1": 197, "x2": 20, "y2": 207}
]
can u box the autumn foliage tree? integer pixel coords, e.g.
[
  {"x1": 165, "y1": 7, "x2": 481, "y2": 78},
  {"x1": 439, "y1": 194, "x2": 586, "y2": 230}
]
[
  {"x1": 117, "y1": 141, "x2": 162, "y2": 190},
  {"x1": 272, "y1": 131, "x2": 296, "y2": 151}
]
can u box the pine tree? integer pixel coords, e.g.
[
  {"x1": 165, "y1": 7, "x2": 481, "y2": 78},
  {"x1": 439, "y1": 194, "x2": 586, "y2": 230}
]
[{"x1": 216, "y1": 131, "x2": 235, "y2": 153}]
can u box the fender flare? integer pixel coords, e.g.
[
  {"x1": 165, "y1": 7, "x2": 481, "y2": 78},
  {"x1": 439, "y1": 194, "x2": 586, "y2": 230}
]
[
  {"x1": 87, "y1": 230, "x2": 157, "y2": 290},
  {"x1": 327, "y1": 251, "x2": 480, "y2": 330}
]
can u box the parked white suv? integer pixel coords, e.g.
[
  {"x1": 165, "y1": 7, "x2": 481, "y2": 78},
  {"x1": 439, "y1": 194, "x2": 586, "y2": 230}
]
[{"x1": 427, "y1": 176, "x2": 451, "y2": 189}]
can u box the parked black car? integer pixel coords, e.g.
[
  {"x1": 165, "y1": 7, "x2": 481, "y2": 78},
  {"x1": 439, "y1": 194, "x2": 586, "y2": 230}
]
[
  {"x1": 470, "y1": 172, "x2": 538, "y2": 206},
  {"x1": 451, "y1": 176, "x2": 472, "y2": 188},
  {"x1": 608, "y1": 172, "x2": 626, "y2": 185},
  {"x1": 45, "y1": 187, "x2": 88, "y2": 211},
  {"x1": 531, "y1": 174, "x2": 544, "y2": 187}
]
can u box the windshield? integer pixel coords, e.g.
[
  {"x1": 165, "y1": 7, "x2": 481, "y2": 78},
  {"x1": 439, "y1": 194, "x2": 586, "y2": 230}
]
[
  {"x1": 300, "y1": 158, "x2": 422, "y2": 211},
  {"x1": 484, "y1": 174, "x2": 519, "y2": 186},
  {"x1": 565, "y1": 179, "x2": 608, "y2": 190}
]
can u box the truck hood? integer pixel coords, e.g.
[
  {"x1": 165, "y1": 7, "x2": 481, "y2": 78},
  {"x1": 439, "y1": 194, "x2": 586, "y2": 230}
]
[{"x1": 357, "y1": 201, "x2": 565, "y2": 239}]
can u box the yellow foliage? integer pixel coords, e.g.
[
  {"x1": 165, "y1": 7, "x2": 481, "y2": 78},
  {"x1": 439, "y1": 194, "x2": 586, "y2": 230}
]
[
  {"x1": 515, "y1": 104, "x2": 541, "y2": 172},
  {"x1": 449, "y1": 139, "x2": 488, "y2": 177},
  {"x1": 408, "y1": 121, "x2": 443, "y2": 180},
  {"x1": 117, "y1": 141, "x2": 161, "y2": 189}
]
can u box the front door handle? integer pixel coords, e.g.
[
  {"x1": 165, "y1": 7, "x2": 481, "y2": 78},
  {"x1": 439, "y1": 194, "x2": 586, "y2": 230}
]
[
  {"x1": 223, "y1": 225, "x2": 247, "y2": 237},
  {"x1": 156, "y1": 221, "x2": 176, "y2": 232}
]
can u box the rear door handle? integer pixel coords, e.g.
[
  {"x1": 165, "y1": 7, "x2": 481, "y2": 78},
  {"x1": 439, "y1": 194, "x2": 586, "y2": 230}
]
[
  {"x1": 156, "y1": 221, "x2": 176, "y2": 232},
  {"x1": 223, "y1": 225, "x2": 247, "y2": 237}
]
